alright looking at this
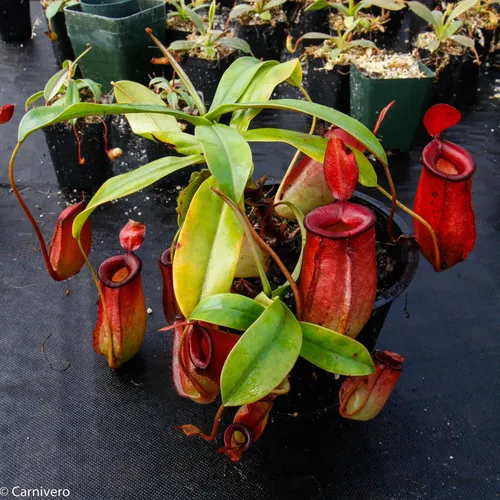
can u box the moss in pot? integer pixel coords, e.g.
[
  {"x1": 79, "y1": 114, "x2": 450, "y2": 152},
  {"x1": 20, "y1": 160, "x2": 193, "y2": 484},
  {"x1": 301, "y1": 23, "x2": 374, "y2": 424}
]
[
  {"x1": 26, "y1": 48, "x2": 118, "y2": 193},
  {"x1": 10, "y1": 20, "x2": 479, "y2": 463},
  {"x1": 287, "y1": 22, "x2": 377, "y2": 113},
  {"x1": 229, "y1": 0, "x2": 288, "y2": 60}
]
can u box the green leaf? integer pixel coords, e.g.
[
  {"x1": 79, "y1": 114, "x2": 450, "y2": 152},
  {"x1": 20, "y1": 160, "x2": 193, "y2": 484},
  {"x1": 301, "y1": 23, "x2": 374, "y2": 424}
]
[
  {"x1": 186, "y1": 7, "x2": 205, "y2": 34},
  {"x1": 176, "y1": 169, "x2": 211, "y2": 226},
  {"x1": 72, "y1": 154, "x2": 204, "y2": 239},
  {"x1": 304, "y1": 0, "x2": 330, "y2": 11},
  {"x1": 230, "y1": 59, "x2": 303, "y2": 132},
  {"x1": 18, "y1": 102, "x2": 210, "y2": 142},
  {"x1": 259, "y1": 10, "x2": 272, "y2": 19},
  {"x1": 229, "y1": 3, "x2": 254, "y2": 18},
  {"x1": 407, "y1": 1, "x2": 438, "y2": 28},
  {"x1": 210, "y1": 57, "x2": 263, "y2": 112},
  {"x1": 368, "y1": 0, "x2": 405, "y2": 10},
  {"x1": 173, "y1": 176, "x2": 244, "y2": 317},
  {"x1": 24, "y1": 91, "x2": 44, "y2": 111},
  {"x1": 242, "y1": 128, "x2": 328, "y2": 162},
  {"x1": 449, "y1": 34, "x2": 475, "y2": 48},
  {"x1": 167, "y1": 91, "x2": 179, "y2": 109},
  {"x1": 446, "y1": 19, "x2": 462, "y2": 36},
  {"x1": 299, "y1": 322, "x2": 375, "y2": 375},
  {"x1": 169, "y1": 40, "x2": 198, "y2": 51},
  {"x1": 348, "y1": 39, "x2": 377, "y2": 48},
  {"x1": 351, "y1": 148, "x2": 377, "y2": 187},
  {"x1": 80, "y1": 79, "x2": 101, "y2": 101},
  {"x1": 220, "y1": 298, "x2": 302, "y2": 407},
  {"x1": 195, "y1": 124, "x2": 253, "y2": 203},
  {"x1": 113, "y1": 80, "x2": 179, "y2": 137},
  {"x1": 264, "y1": 0, "x2": 287, "y2": 9},
  {"x1": 449, "y1": 0, "x2": 476, "y2": 20},
  {"x1": 45, "y1": 0, "x2": 63, "y2": 19},
  {"x1": 64, "y1": 80, "x2": 79, "y2": 125},
  {"x1": 299, "y1": 32, "x2": 334, "y2": 40},
  {"x1": 217, "y1": 37, "x2": 253, "y2": 55},
  {"x1": 44, "y1": 67, "x2": 70, "y2": 103},
  {"x1": 207, "y1": 99, "x2": 387, "y2": 166},
  {"x1": 190, "y1": 293, "x2": 265, "y2": 330}
]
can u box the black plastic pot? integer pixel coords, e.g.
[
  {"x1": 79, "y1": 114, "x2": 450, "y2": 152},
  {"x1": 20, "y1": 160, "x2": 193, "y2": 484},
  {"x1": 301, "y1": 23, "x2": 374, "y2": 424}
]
[
  {"x1": 165, "y1": 27, "x2": 191, "y2": 45},
  {"x1": 350, "y1": 62, "x2": 435, "y2": 152},
  {"x1": 415, "y1": 48, "x2": 480, "y2": 107},
  {"x1": 180, "y1": 55, "x2": 232, "y2": 107},
  {"x1": 145, "y1": 140, "x2": 199, "y2": 188},
  {"x1": 43, "y1": 119, "x2": 113, "y2": 192},
  {"x1": 273, "y1": 191, "x2": 419, "y2": 419},
  {"x1": 371, "y1": 9, "x2": 406, "y2": 51},
  {"x1": 303, "y1": 57, "x2": 350, "y2": 114},
  {"x1": 475, "y1": 27, "x2": 495, "y2": 63},
  {"x1": 46, "y1": 11, "x2": 75, "y2": 67},
  {"x1": 290, "y1": 9, "x2": 330, "y2": 46},
  {"x1": 234, "y1": 21, "x2": 287, "y2": 61},
  {"x1": 0, "y1": 0, "x2": 31, "y2": 42}
]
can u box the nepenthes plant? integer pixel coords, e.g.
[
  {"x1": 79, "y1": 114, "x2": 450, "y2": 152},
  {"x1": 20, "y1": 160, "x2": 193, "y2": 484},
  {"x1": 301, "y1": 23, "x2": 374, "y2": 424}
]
[{"x1": 7, "y1": 29, "x2": 476, "y2": 461}]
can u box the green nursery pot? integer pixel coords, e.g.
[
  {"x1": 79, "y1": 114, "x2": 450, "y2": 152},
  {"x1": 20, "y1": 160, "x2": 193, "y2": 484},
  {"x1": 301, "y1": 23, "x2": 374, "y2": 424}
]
[
  {"x1": 350, "y1": 62, "x2": 435, "y2": 152},
  {"x1": 80, "y1": 0, "x2": 139, "y2": 18},
  {"x1": 65, "y1": 0, "x2": 166, "y2": 92}
]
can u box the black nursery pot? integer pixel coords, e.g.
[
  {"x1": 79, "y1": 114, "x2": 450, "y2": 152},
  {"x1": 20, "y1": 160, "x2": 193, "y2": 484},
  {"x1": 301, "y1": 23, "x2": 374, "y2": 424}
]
[
  {"x1": 46, "y1": 11, "x2": 76, "y2": 67},
  {"x1": 290, "y1": 10, "x2": 330, "y2": 46},
  {"x1": 0, "y1": 0, "x2": 31, "y2": 42},
  {"x1": 234, "y1": 21, "x2": 287, "y2": 61},
  {"x1": 303, "y1": 57, "x2": 350, "y2": 114},
  {"x1": 416, "y1": 48, "x2": 480, "y2": 107},
  {"x1": 145, "y1": 140, "x2": 199, "y2": 189},
  {"x1": 180, "y1": 55, "x2": 233, "y2": 107},
  {"x1": 273, "y1": 191, "x2": 419, "y2": 419},
  {"x1": 43, "y1": 119, "x2": 113, "y2": 193}
]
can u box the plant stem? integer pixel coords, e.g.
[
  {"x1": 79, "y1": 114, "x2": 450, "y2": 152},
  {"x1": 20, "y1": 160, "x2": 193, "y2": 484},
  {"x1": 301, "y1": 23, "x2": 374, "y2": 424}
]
[
  {"x1": 212, "y1": 188, "x2": 303, "y2": 316},
  {"x1": 375, "y1": 184, "x2": 441, "y2": 271},
  {"x1": 199, "y1": 403, "x2": 225, "y2": 441},
  {"x1": 275, "y1": 86, "x2": 316, "y2": 203},
  {"x1": 8, "y1": 142, "x2": 61, "y2": 281},
  {"x1": 378, "y1": 161, "x2": 397, "y2": 242},
  {"x1": 77, "y1": 239, "x2": 117, "y2": 369}
]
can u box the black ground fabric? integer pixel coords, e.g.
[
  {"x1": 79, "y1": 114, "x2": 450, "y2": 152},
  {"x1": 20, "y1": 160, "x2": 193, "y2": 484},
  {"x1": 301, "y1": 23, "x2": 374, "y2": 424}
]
[{"x1": 1, "y1": 3, "x2": 500, "y2": 499}]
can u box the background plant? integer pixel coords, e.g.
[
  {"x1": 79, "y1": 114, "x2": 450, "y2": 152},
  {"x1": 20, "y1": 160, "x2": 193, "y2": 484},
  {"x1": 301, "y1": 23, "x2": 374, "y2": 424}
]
[
  {"x1": 408, "y1": 0, "x2": 478, "y2": 52},
  {"x1": 41, "y1": 0, "x2": 79, "y2": 39},
  {"x1": 166, "y1": 0, "x2": 209, "y2": 26},
  {"x1": 149, "y1": 76, "x2": 198, "y2": 113},
  {"x1": 170, "y1": 0, "x2": 253, "y2": 58},
  {"x1": 229, "y1": 0, "x2": 288, "y2": 22}
]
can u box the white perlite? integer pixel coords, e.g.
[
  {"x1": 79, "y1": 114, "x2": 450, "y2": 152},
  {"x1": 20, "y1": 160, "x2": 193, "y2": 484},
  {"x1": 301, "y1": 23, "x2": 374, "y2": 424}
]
[{"x1": 355, "y1": 53, "x2": 427, "y2": 79}]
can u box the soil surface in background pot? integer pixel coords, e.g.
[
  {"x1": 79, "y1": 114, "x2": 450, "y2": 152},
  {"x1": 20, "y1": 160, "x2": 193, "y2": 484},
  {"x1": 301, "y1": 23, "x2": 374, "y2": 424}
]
[{"x1": 232, "y1": 182, "x2": 418, "y2": 419}]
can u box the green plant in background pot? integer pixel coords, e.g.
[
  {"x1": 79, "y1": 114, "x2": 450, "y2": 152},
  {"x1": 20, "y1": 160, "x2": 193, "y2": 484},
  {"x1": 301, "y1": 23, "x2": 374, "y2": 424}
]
[
  {"x1": 166, "y1": 0, "x2": 209, "y2": 43},
  {"x1": 8, "y1": 29, "x2": 478, "y2": 463},
  {"x1": 409, "y1": 0, "x2": 479, "y2": 73},
  {"x1": 168, "y1": 0, "x2": 252, "y2": 104},
  {"x1": 287, "y1": 20, "x2": 377, "y2": 111},
  {"x1": 306, "y1": 0, "x2": 405, "y2": 38},
  {"x1": 458, "y1": 0, "x2": 499, "y2": 60},
  {"x1": 229, "y1": 0, "x2": 289, "y2": 59},
  {"x1": 25, "y1": 48, "x2": 119, "y2": 192}
]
